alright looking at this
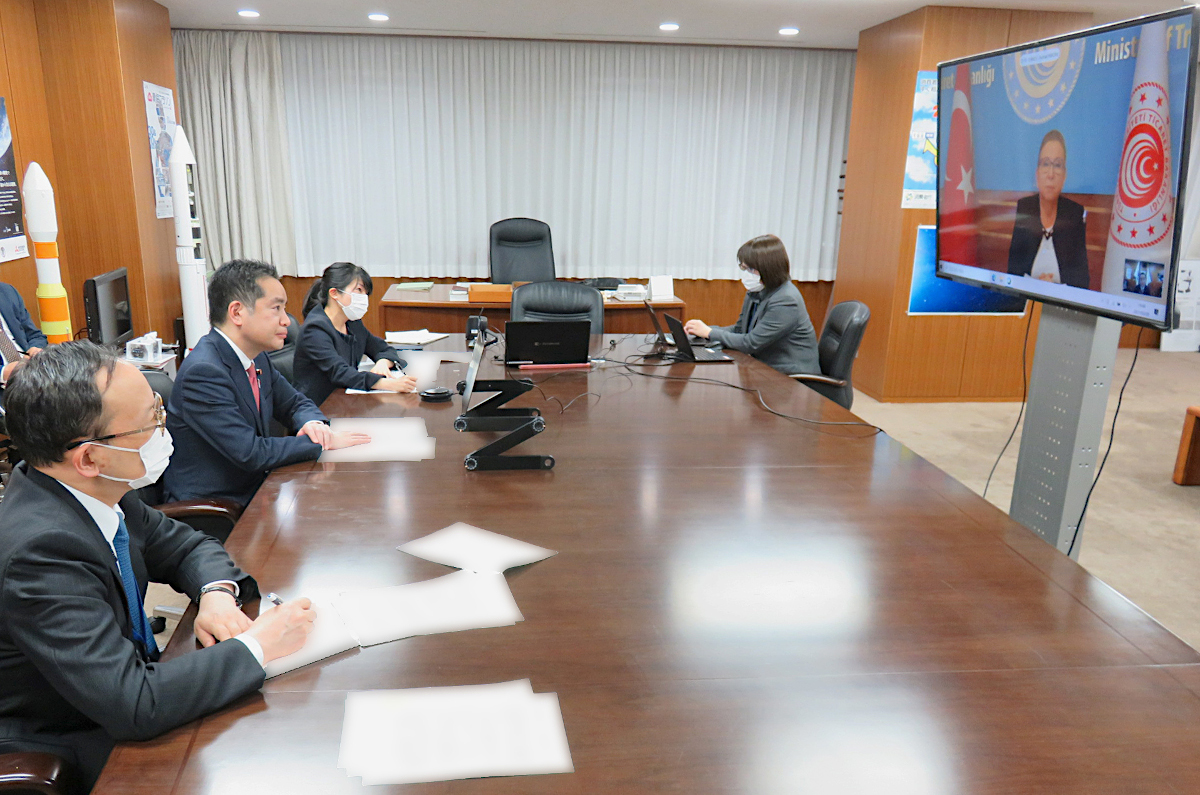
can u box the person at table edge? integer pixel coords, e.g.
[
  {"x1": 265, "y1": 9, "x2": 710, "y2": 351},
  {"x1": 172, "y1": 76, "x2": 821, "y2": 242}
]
[
  {"x1": 683, "y1": 234, "x2": 819, "y2": 375},
  {"x1": 162, "y1": 259, "x2": 369, "y2": 508},
  {"x1": 293, "y1": 261, "x2": 417, "y2": 405},
  {"x1": 0, "y1": 341, "x2": 316, "y2": 792},
  {"x1": 0, "y1": 281, "x2": 48, "y2": 397}
]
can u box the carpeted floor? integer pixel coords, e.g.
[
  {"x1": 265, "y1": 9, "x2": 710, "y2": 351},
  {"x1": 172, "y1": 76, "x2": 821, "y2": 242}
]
[{"x1": 851, "y1": 348, "x2": 1200, "y2": 650}]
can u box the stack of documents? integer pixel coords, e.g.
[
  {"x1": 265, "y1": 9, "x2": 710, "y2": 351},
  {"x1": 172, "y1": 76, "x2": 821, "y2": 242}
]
[
  {"x1": 385, "y1": 328, "x2": 448, "y2": 345},
  {"x1": 339, "y1": 680, "x2": 574, "y2": 784},
  {"x1": 390, "y1": 281, "x2": 435, "y2": 292},
  {"x1": 318, "y1": 417, "x2": 435, "y2": 462},
  {"x1": 398, "y1": 522, "x2": 558, "y2": 573},
  {"x1": 332, "y1": 570, "x2": 523, "y2": 647}
]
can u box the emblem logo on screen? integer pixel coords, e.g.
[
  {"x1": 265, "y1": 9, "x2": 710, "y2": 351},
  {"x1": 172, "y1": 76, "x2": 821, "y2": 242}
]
[
  {"x1": 1003, "y1": 40, "x2": 1084, "y2": 123},
  {"x1": 1110, "y1": 80, "x2": 1173, "y2": 249}
]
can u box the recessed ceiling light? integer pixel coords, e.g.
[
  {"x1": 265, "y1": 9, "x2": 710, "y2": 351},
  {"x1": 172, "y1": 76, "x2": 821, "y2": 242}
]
[
  {"x1": 779, "y1": 27, "x2": 800, "y2": 36},
  {"x1": 237, "y1": 9, "x2": 260, "y2": 18},
  {"x1": 659, "y1": 22, "x2": 679, "y2": 31},
  {"x1": 368, "y1": 13, "x2": 389, "y2": 22}
]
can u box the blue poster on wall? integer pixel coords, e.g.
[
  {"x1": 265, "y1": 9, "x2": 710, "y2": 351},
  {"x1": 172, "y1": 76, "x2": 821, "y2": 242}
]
[
  {"x1": 901, "y1": 71, "x2": 939, "y2": 209},
  {"x1": 908, "y1": 225, "x2": 1026, "y2": 314}
]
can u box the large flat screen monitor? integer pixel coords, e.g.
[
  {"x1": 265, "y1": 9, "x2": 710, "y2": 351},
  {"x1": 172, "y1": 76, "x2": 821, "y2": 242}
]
[
  {"x1": 936, "y1": 8, "x2": 1198, "y2": 330},
  {"x1": 84, "y1": 267, "x2": 134, "y2": 347}
]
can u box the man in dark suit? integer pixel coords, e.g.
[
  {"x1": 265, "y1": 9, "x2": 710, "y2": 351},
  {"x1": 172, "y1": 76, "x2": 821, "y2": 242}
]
[
  {"x1": 163, "y1": 260, "x2": 369, "y2": 507},
  {"x1": 0, "y1": 342, "x2": 315, "y2": 792},
  {"x1": 0, "y1": 281, "x2": 48, "y2": 392}
]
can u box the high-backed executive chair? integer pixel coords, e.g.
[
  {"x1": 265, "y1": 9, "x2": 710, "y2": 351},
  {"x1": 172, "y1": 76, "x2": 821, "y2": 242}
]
[
  {"x1": 789, "y1": 300, "x2": 870, "y2": 410},
  {"x1": 489, "y1": 218, "x2": 555, "y2": 284},
  {"x1": 266, "y1": 313, "x2": 301, "y2": 387},
  {"x1": 0, "y1": 751, "x2": 73, "y2": 794},
  {"x1": 510, "y1": 281, "x2": 604, "y2": 335}
]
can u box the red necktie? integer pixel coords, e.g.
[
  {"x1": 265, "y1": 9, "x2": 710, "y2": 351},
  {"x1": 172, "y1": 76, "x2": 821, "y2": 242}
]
[{"x1": 247, "y1": 364, "x2": 261, "y2": 410}]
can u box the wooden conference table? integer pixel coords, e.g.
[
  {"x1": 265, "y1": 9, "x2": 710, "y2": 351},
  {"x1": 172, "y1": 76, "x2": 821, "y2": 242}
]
[
  {"x1": 380, "y1": 283, "x2": 685, "y2": 334},
  {"x1": 95, "y1": 336, "x2": 1200, "y2": 794}
]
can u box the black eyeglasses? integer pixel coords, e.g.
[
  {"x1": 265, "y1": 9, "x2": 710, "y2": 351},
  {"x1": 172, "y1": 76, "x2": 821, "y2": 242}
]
[{"x1": 66, "y1": 394, "x2": 165, "y2": 450}]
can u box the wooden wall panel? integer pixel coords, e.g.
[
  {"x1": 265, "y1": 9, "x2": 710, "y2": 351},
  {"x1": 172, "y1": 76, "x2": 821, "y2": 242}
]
[
  {"x1": 0, "y1": 0, "x2": 59, "y2": 319},
  {"x1": 281, "y1": 276, "x2": 835, "y2": 342},
  {"x1": 834, "y1": 5, "x2": 1096, "y2": 402},
  {"x1": 115, "y1": 0, "x2": 181, "y2": 340},
  {"x1": 831, "y1": 7, "x2": 926, "y2": 395},
  {"x1": 35, "y1": 0, "x2": 139, "y2": 336}
]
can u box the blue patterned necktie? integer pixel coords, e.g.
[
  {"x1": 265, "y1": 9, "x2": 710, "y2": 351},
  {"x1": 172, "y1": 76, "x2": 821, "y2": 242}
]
[{"x1": 113, "y1": 515, "x2": 160, "y2": 662}]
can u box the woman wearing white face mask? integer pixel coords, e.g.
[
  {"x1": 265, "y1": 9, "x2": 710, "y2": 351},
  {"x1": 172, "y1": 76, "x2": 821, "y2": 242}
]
[
  {"x1": 293, "y1": 262, "x2": 418, "y2": 405},
  {"x1": 683, "y1": 235, "x2": 820, "y2": 375}
]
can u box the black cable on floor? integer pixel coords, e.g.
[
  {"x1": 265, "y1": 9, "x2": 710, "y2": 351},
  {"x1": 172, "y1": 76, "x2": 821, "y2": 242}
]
[
  {"x1": 1066, "y1": 327, "x2": 1143, "y2": 557},
  {"x1": 982, "y1": 308, "x2": 1035, "y2": 499}
]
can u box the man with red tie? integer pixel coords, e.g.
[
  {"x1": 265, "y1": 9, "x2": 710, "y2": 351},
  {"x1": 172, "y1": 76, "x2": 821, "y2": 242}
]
[{"x1": 163, "y1": 260, "x2": 369, "y2": 508}]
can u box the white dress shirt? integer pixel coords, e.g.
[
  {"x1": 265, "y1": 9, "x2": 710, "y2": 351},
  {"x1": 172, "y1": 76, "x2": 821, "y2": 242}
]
[
  {"x1": 1029, "y1": 235, "x2": 1061, "y2": 284},
  {"x1": 59, "y1": 481, "x2": 264, "y2": 667}
]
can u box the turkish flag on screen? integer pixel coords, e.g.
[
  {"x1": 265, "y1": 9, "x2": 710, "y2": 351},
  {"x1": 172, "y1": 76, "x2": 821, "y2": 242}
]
[{"x1": 940, "y1": 63, "x2": 978, "y2": 267}]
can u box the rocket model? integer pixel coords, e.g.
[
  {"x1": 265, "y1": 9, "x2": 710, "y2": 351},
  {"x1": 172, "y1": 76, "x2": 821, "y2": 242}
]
[
  {"x1": 20, "y1": 163, "x2": 72, "y2": 343},
  {"x1": 168, "y1": 126, "x2": 209, "y2": 353}
]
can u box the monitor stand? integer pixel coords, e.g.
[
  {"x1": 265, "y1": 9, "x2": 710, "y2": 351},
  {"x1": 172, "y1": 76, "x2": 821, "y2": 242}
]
[
  {"x1": 1009, "y1": 303, "x2": 1121, "y2": 558},
  {"x1": 454, "y1": 379, "x2": 555, "y2": 471}
]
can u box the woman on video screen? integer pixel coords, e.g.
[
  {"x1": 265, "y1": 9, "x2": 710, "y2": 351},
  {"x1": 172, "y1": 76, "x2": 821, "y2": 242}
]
[{"x1": 1006, "y1": 130, "x2": 1090, "y2": 289}]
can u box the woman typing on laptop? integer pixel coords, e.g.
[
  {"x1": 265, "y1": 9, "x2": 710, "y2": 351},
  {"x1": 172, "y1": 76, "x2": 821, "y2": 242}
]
[
  {"x1": 293, "y1": 262, "x2": 418, "y2": 404},
  {"x1": 683, "y1": 235, "x2": 819, "y2": 375}
]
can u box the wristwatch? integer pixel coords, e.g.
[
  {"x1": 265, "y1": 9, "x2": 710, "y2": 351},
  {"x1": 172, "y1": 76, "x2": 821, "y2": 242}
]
[{"x1": 197, "y1": 584, "x2": 242, "y2": 606}]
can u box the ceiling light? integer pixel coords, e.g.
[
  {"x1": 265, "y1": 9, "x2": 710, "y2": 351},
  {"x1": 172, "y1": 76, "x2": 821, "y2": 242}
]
[
  {"x1": 237, "y1": 9, "x2": 260, "y2": 18},
  {"x1": 368, "y1": 13, "x2": 389, "y2": 21},
  {"x1": 659, "y1": 22, "x2": 679, "y2": 31},
  {"x1": 779, "y1": 27, "x2": 799, "y2": 36}
]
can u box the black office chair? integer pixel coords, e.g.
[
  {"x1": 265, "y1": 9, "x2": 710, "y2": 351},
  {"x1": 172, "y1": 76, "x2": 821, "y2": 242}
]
[
  {"x1": 266, "y1": 313, "x2": 301, "y2": 386},
  {"x1": 0, "y1": 751, "x2": 74, "y2": 794},
  {"x1": 789, "y1": 300, "x2": 870, "y2": 410},
  {"x1": 510, "y1": 281, "x2": 604, "y2": 334},
  {"x1": 489, "y1": 218, "x2": 555, "y2": 284},
  {"x1": 138, "y1": 370, "x2": 243, "y2": 544}
]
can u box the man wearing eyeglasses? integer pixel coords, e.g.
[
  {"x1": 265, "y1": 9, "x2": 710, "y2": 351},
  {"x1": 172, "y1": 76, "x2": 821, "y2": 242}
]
[
  {"x1": 1007, "y1": 129, "x2": 1091, "y2": 290},
  {"x1": 0, "y1": 341, "x2": 317, "y2": 792}
]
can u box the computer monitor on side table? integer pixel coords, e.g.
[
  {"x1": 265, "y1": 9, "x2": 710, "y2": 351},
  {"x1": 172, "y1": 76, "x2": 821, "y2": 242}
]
[{"x1": 84, "y1": 267, "x2": 134, "y2": 348}]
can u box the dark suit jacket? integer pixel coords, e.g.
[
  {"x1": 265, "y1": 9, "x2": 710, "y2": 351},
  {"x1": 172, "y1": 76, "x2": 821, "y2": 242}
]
[
  {"x1": 163, "y1": 329, "x2": 327, "y2": 507},
  {"x1": 293, "y1": 309, "x2": 404, "y2": 406},
  {"x1": 0, "y1": 282, "x2": 48, "y2": 353},
  {"x1": 707, "y1": 281, "x2": 820, "y2": 375},
  {"x1": 0, "y1": 464, "x2": 265, "y2": 790},
  {"x1": 1007, "y1": 194, "x2": 1090, "y2": 289}
]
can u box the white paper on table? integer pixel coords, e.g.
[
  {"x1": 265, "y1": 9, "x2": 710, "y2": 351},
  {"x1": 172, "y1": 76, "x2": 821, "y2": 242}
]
[
  {"x1": 386, "y1": 329, "x2": 449, "y2": 345},
  {"x1": 258, "y1": 593, "x2": 360, "y2": 679},
  {"x1": 318, "y1": 417, "x2": 435, "y2": 462},
  {"x1": 396, "y1": 350, "x2": 444, "y2": 390},
  {"x1": 398, "y1": 522, "x2": 557, "y2": 573},
  {"x1": 331, "y1": 570, "x2": 523, "y2": 647},
  {"x1": 339, "y1": 682, "x2": 573, "y2": 784},
  {"x1": 338, "y1": 680, "x2": 534, "y2": 772}
]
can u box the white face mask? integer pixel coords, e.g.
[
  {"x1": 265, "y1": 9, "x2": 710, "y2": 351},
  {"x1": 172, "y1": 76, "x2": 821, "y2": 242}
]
[
  {"x1": 741, "y1": 270, "x2": 764, "y2": 293},
  {"x1": 340, "y1": 291, "x2": 370, "y2": 321},
  {"x1": 92, "y1": 429, "x2": 174, "y2": 490}
]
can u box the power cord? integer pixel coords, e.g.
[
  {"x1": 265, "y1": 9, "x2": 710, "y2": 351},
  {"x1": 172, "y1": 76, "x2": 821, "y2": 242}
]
[
  {"x1": 610, "y1": 359, "x2": 882, "y2": 438},
  {"x1": 982, "y1": 308, "x2": 1034, "y2": 499},
  {"x1": 1066, "y1": 327, "x2": 1142, "y2": 557}
]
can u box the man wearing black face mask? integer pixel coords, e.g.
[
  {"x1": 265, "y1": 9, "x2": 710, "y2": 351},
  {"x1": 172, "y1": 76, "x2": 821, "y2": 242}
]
[{"x1": 0, "y1": 342, "x2": 316, "y2": 792}]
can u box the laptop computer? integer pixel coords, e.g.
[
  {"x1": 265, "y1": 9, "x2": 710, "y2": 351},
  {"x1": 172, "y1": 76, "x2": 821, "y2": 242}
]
[
  {"x1": 504, "y1": 320, "x2": 591, "y2": 366},
  {"x1": 661, "y1": 313, "x2": 733, "y2": 363}
]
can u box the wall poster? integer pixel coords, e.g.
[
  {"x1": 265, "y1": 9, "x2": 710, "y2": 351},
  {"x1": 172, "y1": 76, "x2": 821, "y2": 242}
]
[
  {"x1": 0, "y1": 98, "x2": 28, "y2": 264},
  {"x1": 901, "y1": 71, "x2": 938, "y2": 209},
  {"x1": 143, "y1": 81, "x2": 175, "y2": 219}
]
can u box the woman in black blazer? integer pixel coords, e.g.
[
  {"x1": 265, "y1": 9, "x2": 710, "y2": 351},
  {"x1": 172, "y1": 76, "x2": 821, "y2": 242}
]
[
  {"x1": 1007, "y1": 129, "x2": 1091, "y2": 290},
  {"x1": 293, "y1": 262, "x2": 417, "y2": 405}
]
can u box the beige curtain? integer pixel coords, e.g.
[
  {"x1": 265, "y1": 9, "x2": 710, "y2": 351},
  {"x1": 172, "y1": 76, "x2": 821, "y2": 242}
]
[{"x1": 173, "y1": 30, "x2": 298, "y2": 275}]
